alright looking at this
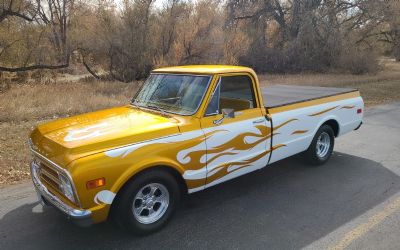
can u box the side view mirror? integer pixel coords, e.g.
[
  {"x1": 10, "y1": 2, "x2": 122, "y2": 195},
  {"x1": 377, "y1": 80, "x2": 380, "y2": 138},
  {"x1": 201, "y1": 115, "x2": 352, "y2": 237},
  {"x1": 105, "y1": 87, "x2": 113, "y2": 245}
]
[
  {"x1": 213, "y1": 108, "x2": 235, "y2": 125},
  {"x1": 222, "y1": 108, "x2": 235, "y2": 118}
]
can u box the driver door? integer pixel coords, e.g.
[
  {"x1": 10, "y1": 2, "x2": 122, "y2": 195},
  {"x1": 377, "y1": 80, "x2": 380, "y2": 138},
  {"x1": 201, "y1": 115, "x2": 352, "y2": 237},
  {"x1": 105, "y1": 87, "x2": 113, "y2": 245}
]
[{"x1": 200, "y1": 74, "x2": 270, "y2": 188}]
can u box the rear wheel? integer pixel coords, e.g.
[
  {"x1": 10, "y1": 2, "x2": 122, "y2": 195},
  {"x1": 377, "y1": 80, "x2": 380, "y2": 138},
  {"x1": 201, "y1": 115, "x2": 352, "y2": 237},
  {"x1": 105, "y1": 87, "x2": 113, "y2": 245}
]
[
  {"x1": 304, "y1": 124, "x2": 335, "y2": 165},
  {"x1": 111, "y1": 169, "x2": 181, "y2": 235}
]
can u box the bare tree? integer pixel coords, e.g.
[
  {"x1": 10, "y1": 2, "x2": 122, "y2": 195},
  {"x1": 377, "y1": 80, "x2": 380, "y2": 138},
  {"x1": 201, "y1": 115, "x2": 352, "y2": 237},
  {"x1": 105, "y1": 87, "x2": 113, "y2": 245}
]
[
  {"x1": 0, "y1": 0, "x2": 394, "y2": 76},
  {"x1": 0, "y1": 0, "x2": 75, "y2": 72},
  {"x1": 37, "y1": 0, "x2": 74, "y2": 64},
  {"x1": 0, "y1": 0, "x2": 38, "y2": 22}
]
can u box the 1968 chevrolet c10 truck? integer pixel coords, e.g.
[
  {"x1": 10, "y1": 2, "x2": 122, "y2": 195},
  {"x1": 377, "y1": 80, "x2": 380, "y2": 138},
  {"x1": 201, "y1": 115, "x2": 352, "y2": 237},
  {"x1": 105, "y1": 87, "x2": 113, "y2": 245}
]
[{"x1": 29, "y1": 65, "x2": 363, "y2": 234}]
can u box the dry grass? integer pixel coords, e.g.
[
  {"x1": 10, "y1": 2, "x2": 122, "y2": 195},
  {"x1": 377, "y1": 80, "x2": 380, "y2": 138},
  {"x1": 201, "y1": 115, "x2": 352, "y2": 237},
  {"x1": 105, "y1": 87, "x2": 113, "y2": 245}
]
[
  {"x1": 0, "y1": 121, "x2": 37, "y2": 185},
  {"x1": 259, "y1": 59, "x2": 400, "y2": 106},
  {"x1": 0, "y1": 80, "x2": 141, "y2": 185},
  {"x1": 0, "y1": 59, "x2": 399, "y2": 186},
  {"x1": 0, "y1": 81, "x2": 140, "y2": 122}
]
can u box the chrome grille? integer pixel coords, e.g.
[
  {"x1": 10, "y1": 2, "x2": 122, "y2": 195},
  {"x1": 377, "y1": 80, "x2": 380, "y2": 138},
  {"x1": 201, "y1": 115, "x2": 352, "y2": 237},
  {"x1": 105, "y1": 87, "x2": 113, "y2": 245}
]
[
  {"x1": 29, "y1": 146, "x2": 81, "y2": 206},
  {"x1": 37, "y1": 159, "x2": 62, "y2": 195}
]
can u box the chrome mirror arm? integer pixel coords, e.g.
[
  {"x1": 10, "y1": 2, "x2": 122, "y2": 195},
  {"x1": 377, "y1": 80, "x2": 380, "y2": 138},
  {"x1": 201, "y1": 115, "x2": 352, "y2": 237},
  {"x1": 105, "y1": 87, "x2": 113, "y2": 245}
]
[{"x1": 213, "y1": 108, "x2": 235, "y2": 125}]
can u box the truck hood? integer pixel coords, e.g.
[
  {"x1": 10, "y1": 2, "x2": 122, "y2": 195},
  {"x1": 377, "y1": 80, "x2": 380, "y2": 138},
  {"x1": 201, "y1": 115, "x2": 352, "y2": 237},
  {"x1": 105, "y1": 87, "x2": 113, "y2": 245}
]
[{"x1": 30, "y1": 106, "x2": 180, "y2": 168}]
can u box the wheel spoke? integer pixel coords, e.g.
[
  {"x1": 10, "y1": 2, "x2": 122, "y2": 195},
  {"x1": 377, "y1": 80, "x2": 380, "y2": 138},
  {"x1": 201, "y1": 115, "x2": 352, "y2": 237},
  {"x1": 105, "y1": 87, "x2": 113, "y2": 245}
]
[
  {"x1": 154, "y1": 194, "x2": 166, "y2": 203},
  {"x1": 136, "y1": 191, "x2": 145, "y2": 200},
  {"x1": 148, "y1": 207, "x2": 155, "y2": 216},
  {"x1": 134, "y1": 206, "x2": 145, "y2": 215},
  {"x1": 316, "y1": 132, "x2": 331, "y2": 158},
  {"x1": 149, "y1": 186, "x2": 158, "y2": 197}
]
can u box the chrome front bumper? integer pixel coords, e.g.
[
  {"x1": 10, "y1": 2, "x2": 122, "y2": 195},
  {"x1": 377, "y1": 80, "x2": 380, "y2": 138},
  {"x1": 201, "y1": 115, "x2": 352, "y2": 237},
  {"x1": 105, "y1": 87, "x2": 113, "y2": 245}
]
[{"x1": 30, "y1": 161, "x2": 93, "y2": 227}]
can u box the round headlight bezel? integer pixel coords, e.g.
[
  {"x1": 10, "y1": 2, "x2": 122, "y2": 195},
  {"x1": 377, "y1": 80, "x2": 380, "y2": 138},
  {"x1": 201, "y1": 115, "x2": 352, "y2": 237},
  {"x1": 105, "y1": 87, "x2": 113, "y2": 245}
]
[{"x1": 59, "y1": 174, "x2": 76, "y2": 204}]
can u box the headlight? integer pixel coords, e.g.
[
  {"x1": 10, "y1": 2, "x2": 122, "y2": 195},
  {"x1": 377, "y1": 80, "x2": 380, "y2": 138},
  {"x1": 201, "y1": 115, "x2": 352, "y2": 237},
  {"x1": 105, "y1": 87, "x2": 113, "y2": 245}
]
[{"x1": 59, "y1": 174, "x2": 76, "y2": 204}]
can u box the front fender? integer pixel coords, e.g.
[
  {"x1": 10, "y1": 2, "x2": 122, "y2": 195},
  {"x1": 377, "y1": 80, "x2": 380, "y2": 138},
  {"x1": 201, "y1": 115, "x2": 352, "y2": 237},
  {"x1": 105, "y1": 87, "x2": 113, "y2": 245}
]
[
  {"x1": 110, "y1": 157, "x2": 186, "y2": 197},
  {"x1": 68, "y1": 151, "x2": 186, "y2": 209}
]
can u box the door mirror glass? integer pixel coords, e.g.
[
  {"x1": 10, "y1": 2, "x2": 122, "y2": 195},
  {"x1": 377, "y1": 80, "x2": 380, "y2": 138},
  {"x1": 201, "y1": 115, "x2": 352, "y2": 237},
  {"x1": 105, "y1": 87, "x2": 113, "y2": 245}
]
[{"x1": 222, "y1": 108, "x2": 235, "y2": 118}]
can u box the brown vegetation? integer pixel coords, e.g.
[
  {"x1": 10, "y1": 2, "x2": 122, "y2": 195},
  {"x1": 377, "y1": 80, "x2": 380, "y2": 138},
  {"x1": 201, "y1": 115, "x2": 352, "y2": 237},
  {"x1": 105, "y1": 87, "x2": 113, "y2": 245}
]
[
  {"x1": 0, "y1": 81, "x2": 140, "y2": 122},
  {"x1": 0, "y1": 80, "x2": 140, "y2": 185},
  {"x1": 1, "y1": 0, "x2": 400, "y2": 80}
]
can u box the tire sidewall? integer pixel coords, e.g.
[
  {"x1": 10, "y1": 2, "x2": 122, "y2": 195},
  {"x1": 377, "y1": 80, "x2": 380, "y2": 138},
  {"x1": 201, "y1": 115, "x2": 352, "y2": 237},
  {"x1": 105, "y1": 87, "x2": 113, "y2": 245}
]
[{"x1": 308, "y1": 125, "x2": 335, "y2": 165}]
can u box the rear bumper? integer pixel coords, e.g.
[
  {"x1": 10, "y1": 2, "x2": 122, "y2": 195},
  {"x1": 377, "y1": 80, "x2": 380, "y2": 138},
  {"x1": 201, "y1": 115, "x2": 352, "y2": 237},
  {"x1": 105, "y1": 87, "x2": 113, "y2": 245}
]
[{"x1": 30, "y1": 161, "x2": 93, "y2": 227}]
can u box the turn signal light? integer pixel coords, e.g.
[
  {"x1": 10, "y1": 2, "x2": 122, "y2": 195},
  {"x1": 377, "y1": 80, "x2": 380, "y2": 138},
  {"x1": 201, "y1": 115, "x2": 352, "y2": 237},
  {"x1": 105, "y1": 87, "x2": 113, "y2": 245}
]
[
  {"x1": 86, "y1": 178, "x2": 105, "y2": 189},
  {"x1": 357, "y1": 108, "x2": 362, "y2": 114}
]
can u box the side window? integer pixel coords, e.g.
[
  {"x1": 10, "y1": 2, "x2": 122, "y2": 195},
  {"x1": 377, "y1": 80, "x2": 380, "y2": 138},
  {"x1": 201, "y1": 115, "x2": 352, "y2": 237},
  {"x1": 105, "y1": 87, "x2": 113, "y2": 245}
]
[{"x1": 205, "y1": 75, "x2": 256, "y2": 116}]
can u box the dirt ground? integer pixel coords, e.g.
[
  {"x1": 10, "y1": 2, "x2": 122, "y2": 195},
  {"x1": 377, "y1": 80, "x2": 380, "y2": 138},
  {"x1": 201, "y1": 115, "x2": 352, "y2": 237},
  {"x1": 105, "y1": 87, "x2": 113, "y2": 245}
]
[{"x1": 0, "y1": 59, "x2": 399, "y2": 186}]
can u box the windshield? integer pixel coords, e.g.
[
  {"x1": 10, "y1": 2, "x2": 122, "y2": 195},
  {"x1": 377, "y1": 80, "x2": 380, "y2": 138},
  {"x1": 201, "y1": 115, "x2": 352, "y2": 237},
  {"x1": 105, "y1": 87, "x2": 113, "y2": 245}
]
[{"x1": 133, "y1": 74, "x2": 211, "y2": 115}]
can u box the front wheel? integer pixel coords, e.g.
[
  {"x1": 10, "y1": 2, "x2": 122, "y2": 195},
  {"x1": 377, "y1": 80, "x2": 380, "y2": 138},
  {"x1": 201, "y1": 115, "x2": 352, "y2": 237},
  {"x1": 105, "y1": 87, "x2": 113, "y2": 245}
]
[
  {"x1": 304, "y1": 124, "x2": 335, "y2": 165},
  {"x1": 111, "y1": 169, "x2": 181, "y2": 235}
]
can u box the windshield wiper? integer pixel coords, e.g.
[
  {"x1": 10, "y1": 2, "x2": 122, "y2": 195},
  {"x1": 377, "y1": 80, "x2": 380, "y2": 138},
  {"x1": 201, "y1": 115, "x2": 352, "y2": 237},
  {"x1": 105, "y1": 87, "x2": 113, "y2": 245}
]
[
  {"x1": 130, "y1": 99, "x2": 143, "y2": 110},
  {"x1": 147, "y1": 104, "x2": 167, "y2": 116},
  {"x1": 131, "y1": 99, "x2": 168, "y2": 116}
]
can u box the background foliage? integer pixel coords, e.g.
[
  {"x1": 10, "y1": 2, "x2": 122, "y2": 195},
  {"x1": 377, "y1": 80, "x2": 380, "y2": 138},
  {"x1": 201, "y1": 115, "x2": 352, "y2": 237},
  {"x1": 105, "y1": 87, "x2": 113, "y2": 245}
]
[{"x1": 1, "y1": 0, "x2": 400, "y2": 81}]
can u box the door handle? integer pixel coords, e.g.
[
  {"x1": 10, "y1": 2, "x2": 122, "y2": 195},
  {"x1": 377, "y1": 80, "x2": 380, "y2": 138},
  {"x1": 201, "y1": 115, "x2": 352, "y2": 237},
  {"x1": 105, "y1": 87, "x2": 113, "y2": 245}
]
[{"x1": 253, "y1": 118, "x2": 265, "y2": 124}]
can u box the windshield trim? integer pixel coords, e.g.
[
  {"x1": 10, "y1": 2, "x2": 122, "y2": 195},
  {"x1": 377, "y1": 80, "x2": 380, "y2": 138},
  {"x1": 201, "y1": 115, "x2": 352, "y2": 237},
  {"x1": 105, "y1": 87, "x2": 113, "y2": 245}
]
[{"x1": 131, "y1": 73, "x2": 213, "y2": 116}]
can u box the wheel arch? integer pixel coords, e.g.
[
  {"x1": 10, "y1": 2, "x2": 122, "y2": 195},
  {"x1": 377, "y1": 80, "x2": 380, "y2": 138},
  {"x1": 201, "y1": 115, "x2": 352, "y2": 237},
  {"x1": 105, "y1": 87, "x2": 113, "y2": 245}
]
[
  {"x1": 111, "y1": 164, "x2": 188, "y2": 208},
  {"x1": 321, "y1": 119, "x2": 340, "y2": 137},
  {"x1": 302, "y1": 117, "x2": 339, "y2": 155}
]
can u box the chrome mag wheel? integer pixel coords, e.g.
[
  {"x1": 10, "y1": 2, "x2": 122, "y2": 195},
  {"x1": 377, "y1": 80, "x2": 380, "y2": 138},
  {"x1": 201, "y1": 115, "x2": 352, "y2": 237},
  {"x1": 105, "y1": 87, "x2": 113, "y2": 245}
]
[
  {"x1": 132, "y1": 183, "x2": 170, "y2": 224},
  {"x1": 316, "y1": 131, "x2": 331, "y2": 158}
]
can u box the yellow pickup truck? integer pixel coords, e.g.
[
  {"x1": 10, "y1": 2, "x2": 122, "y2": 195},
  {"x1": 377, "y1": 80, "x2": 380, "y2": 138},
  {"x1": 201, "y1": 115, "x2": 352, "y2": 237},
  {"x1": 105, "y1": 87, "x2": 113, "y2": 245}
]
[{"x1": 29, "y1": 65, "x2": 363, "y2": 234}]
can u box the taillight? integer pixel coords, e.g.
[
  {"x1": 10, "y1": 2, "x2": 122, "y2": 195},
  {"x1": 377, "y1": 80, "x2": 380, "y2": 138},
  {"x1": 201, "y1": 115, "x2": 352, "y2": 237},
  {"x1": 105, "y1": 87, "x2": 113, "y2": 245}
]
[{"x1": 357, "y1": 108, "x2": 362, "y2": 114}]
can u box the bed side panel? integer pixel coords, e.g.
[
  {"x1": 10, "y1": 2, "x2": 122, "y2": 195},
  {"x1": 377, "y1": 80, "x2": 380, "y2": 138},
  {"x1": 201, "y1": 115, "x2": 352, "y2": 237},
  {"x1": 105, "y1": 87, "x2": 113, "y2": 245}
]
[{"x1": 268, "y1": 94, "x2": 363, "y2": 164}]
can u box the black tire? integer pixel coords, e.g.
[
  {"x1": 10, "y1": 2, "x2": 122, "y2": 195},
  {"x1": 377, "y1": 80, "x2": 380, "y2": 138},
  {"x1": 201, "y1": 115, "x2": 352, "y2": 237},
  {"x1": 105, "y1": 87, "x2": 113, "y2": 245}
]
[
  {"x1": 111, "y1": 169, "x2": 181, "y2": 235},
  {"x1": 304, "y1": 124, "x2": 335, "y2": 165}
]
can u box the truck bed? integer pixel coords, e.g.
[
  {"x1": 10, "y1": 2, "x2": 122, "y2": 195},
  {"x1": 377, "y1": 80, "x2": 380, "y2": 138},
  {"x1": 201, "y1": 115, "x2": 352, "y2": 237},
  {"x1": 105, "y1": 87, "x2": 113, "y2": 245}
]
[{"x1": 261, "y1": 85, "x2": 357, "y2": 108}]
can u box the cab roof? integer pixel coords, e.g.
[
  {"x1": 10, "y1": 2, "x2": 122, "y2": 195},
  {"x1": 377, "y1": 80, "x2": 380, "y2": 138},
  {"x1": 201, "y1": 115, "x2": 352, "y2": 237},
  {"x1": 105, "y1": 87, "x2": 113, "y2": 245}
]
[{"x1": 152, "y1": 65, "x2": 256, "y2": 75}]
